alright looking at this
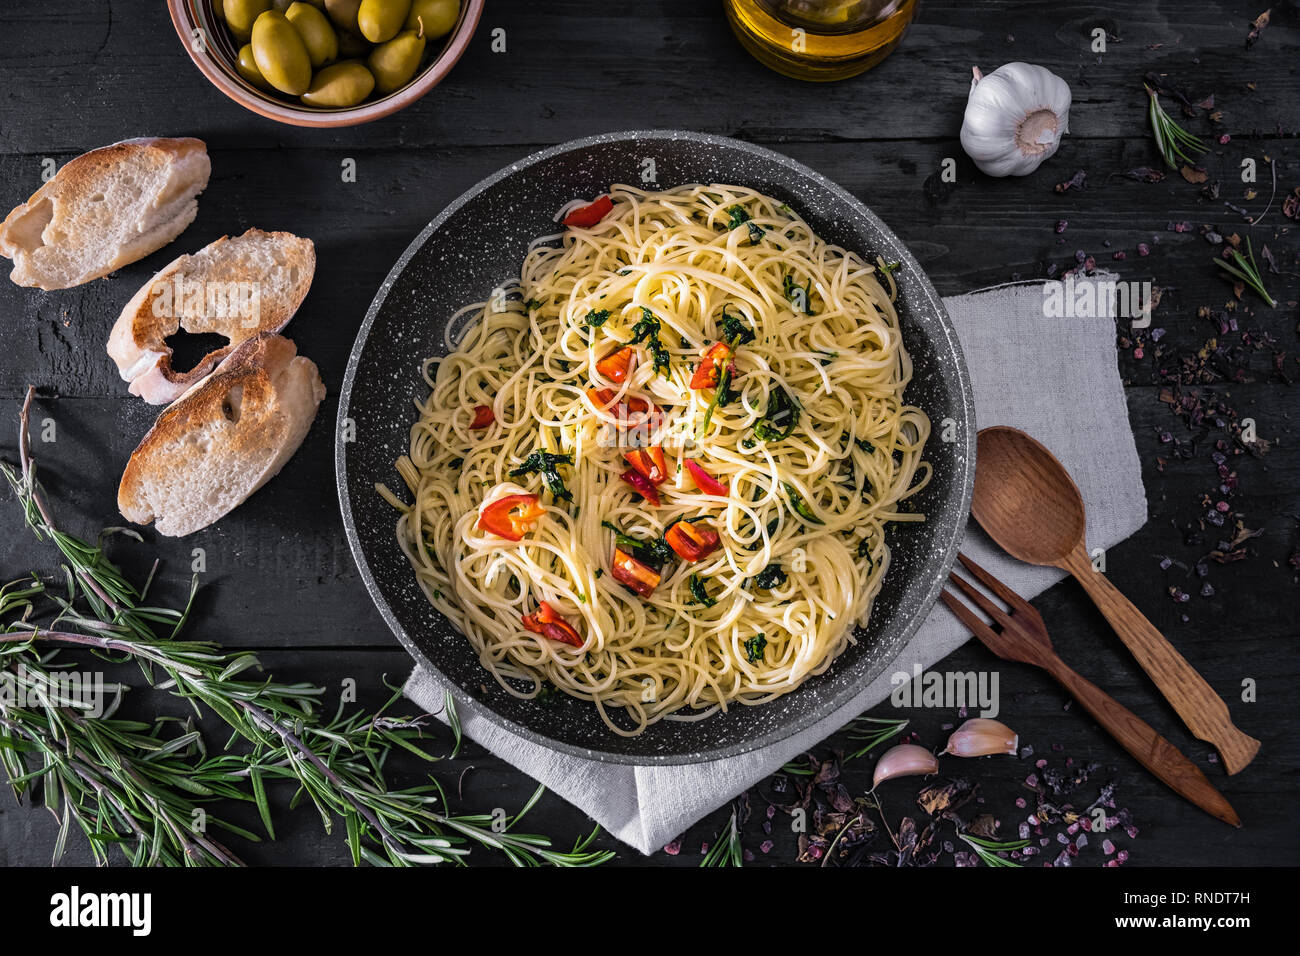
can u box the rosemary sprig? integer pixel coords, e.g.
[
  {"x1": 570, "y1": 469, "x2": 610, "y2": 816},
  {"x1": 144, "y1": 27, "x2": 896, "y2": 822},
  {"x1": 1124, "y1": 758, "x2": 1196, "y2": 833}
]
[
  {"x1": 779, "y1": 714, "x2": 909, "y2": 774},
  {"x1": 443, "y1": 689, "x2": 463, "y2": 758},
  {"x1": 0, "y1": 651, "x2": 264, "y2": 866},
  {"x1": 958, "y1": 832, "x2": 1029, "y2": 868},
  {"x1": 780, "y1": 759, "x2": 816, "y2": 776},
  {"x1": 843, "y1": 716, "x2": 910, "y2": 762},
  {"x1": 1, "y1": 387, "x2": 613, "y2": 867},
  {"x1": 1146, "y1": 84, "x2": 1207, "y2": 170},
  {"x1": 699, "y1": 809, "x2": 743, "y2": 867},
  {"x1": 1213, "y1": 237, "x2": 1278, "y2": 307}
]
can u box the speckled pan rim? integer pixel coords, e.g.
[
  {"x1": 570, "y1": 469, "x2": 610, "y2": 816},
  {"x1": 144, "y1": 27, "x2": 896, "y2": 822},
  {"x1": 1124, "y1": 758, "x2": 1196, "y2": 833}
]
[{"x1": 337, "y1": 130, "x2": 976, "y2": 765}]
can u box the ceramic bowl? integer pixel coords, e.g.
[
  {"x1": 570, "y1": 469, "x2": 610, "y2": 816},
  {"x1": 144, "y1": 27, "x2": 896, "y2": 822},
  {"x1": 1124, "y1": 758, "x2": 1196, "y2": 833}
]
[{"x1": 167, "y1": 0, "x2": 483, "y2": 127}]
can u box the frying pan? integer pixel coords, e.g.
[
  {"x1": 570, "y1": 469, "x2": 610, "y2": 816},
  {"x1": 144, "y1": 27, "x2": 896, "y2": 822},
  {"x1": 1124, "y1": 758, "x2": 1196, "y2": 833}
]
[{"x1": 337, "y1": 130, "x2": 975, "y2": 764}]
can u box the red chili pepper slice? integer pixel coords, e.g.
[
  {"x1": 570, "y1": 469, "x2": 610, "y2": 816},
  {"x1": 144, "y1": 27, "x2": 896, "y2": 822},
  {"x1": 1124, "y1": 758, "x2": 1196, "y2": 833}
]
[
  {"x1": 611, "y1": 547, "x2": 661, "y2": 598},
  {"x1": 684, "y1": 459, "x2": 729, "y2": 497},
  {"x1": 521, "y1": 601, "x2": 583, "y2": 647},
  {"x1": 476, "y1": 493, "x2": 544, "y2": 541},
  {"x1": 562, "y1": 195, "x2": 614, "y2": 228},
  {"x1": 665, "y1": 520, "x2": 720, "y2": 562},
  {"x1": 595, "y1": 346, "x2": 636, "y2": 384},
  {"x1": 620, "y1": 468, "x2": 661, "y2": 506},
  {"x1": 690, "y1": 342, "x2": 732, "y2": 390},
  {"x1": 622, "y1": 446, "x2": 668, "y2": 485},
  {"x1": 470, "y1": 405, "x2": 495, "y2": 429}
]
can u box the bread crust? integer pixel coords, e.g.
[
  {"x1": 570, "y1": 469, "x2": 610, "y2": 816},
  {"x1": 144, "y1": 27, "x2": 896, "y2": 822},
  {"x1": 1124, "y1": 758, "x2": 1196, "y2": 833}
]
[
  {"x1": 0, "y1": 137, "x2": 210, "y2": 290},
  {"x1": 106, "y1": 228, "x2": 315, "y2": 405},
  {"x1": 118, "y1": 333, "x2": 325, "y2": 537}
]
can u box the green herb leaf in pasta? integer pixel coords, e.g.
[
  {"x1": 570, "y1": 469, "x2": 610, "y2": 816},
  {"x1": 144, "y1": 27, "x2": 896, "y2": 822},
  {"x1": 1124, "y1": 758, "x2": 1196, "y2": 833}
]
[
  {"x1": 510, "y1": 450, "x2": 574, "y2": 501},
  {"x1": 687, "y1": 574, "x2": 717, "y2": 608},
  {"x1": 628, "y1": 307, "x2": 671, "y2": 377},
  {"x1": 724, "y1": 204, "x2": 765, "y2": 245},
  {"x1": 754, "y1": 386, "x2": 801, "y2": 442},
  {"x1": 601, "y1": 521, "x2": 673, "y2": 570},
  {"x1": 718, "y1": 305, "x2": 756, "y2": 347},
  {"x1": 752, "y1": 565, "x2": 787, "y2": 590},
  {"x1": 629, "y1": 307, "x2": 659, "y2": 343},
  {"x1": 697, "y1": 307, "x2": 756, "y2": 437},
  {"x1": 744, "y1": 633, "x2": 768, "y2": 664},
  {"x1": 782, "y1": 482, "x2": 823, "y2": 525},
  {"x1": 782, "y1": 274, "x2": 814, "y2": 315}
]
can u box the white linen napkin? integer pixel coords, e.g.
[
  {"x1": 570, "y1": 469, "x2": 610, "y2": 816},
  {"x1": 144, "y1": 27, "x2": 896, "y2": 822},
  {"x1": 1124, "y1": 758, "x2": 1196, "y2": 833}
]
[{"x1": 404, "y1": 277, "x2": 1148, "y2": 855}]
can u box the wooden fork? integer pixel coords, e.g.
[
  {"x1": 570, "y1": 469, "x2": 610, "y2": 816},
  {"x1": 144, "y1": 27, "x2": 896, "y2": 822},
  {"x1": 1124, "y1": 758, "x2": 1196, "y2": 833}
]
[{"x1": 940, "y1": 552, "x2": 1241, "y2": 828}]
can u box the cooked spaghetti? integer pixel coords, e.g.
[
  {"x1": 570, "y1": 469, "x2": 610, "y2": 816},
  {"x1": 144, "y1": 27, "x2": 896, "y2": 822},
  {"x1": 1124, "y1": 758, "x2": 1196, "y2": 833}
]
[{"x1": 379, "y1": 183, "x2": 930, "y2": 735}]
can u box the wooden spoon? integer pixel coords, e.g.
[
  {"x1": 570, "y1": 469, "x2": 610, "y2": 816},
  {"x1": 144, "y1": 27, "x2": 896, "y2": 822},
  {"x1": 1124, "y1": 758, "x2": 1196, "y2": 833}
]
[{"x1": 971, "y1": 426, "x2": 1260, "y2": 775}]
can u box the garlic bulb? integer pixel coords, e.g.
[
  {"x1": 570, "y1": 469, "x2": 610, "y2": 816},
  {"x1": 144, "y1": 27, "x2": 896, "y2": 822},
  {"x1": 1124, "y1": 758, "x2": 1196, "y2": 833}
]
[
  {"x1": 943, "y1": 718, "x2": 1019, "y2": 757},
  {"x1": 960, "y1": 62, "x2": 1072, "y2": 177}
]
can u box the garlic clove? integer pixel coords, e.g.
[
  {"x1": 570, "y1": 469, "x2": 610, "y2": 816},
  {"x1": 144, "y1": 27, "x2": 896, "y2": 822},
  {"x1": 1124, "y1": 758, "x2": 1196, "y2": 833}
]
[
  {"x1": 872, "y1": 743, "x2": 939, "y2": 789},
  {"x1": 943, "y1": 718, "x2": 1019, "y2": 757},
  {"x1": 960, "y1": 62, "x2": 1072, "y2": 177}
]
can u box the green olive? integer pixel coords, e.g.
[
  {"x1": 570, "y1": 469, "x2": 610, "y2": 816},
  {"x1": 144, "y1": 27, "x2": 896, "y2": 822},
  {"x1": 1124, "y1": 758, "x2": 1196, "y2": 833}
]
[
  {"x1": 225, "y1": 0, "x2": 271, "y2": 37},
  {"x1": 236, "y1": 43, "x2": 274, "y2": 90},
  {"x1": 251, "y1": 10, "x2": 313, "y2": 95},
  {"x1": 367, "y1": 30, "x2": 425, "y2": 94},
  {"x1": 285, "y1": 2, "x2": 338, "y2": 67},
  {"x1": 405, "y1": 0, "x2": 457, "y2": 38},
  {"x1": 301, "y1": 60, "x2": 375, "y2": 107},
  {"x1": 336, "y1": 28, "x2": 370, "y2": 56},
  {"x1": 357, "y1": 0, "x2": 411, "y2": 43},
  {"x1": 324, "y1": 0, "x2": 362, "y2": 33}
]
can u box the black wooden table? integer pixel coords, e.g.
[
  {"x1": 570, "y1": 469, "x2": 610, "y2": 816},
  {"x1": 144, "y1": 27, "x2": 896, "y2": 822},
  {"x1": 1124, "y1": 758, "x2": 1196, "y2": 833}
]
[{"x1": 1, "y1": 0, "x2": 1296, "y2": 867}]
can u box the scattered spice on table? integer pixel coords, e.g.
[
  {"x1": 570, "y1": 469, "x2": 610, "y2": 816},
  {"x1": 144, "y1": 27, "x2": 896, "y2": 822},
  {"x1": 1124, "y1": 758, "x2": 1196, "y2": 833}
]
[
  {"x1": 1245, "y1": 9, "x2": 1271, "y2": 48},
  {"x1": 674, "y1": 718, "x2": 1136, "y2": 867},
  {"x1": 1054, "y1": 169, "x2": 1087, "y2": 193}
]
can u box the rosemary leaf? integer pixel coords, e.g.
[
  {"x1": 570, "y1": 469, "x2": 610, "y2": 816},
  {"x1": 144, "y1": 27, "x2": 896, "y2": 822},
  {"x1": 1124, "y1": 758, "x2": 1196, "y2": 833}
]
[
  {"x1": 1146, "y1": 85, "x2": 1207, "y2": 170},
  {"x1": 959, "y1": 832, "x2": 1029, "y2": 867},
  {"x1": 1213, "y1": 237, "x2": 1277, "y2": 307},
  {"x1": 700, "y1": 809, "x2": 743, "y2": 867}
]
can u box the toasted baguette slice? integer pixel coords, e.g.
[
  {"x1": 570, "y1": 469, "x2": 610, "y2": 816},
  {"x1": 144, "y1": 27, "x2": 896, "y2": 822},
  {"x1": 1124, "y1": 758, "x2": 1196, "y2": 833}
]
[
  {"x1": 107, "y1": 228, "x2": 315, "y2": 405},
  {"x1": 0, "y1": 137, "x2": 210, "y2": 290},
  {"x1": 118, "y1": 334, "x2": 325, "y2": 537}
]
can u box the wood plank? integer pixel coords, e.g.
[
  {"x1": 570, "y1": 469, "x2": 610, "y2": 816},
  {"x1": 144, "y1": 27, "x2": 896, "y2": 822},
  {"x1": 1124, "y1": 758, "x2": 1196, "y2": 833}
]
[
  {"x1": 0, "y1": 2, "x2": 1297, "y2": 154},
  {"x1": 1, "y1": 135, "x2": 1296, "y2": 400},
  {"x1": 1, "y1": 0, "x2": 1296, "y2": 871},
  {"x1": 0, "y1": 641, "x2": 1288, "y2": 866}
]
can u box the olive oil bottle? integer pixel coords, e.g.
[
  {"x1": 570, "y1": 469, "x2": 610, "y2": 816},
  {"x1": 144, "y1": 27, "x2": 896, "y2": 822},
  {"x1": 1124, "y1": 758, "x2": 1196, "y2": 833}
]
[{"x1": 724, "y1": 0, "x2": 917, "y2": 81}]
